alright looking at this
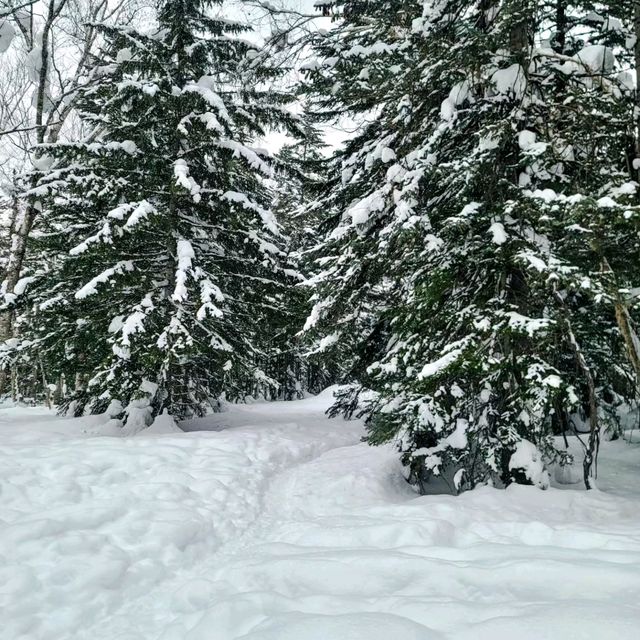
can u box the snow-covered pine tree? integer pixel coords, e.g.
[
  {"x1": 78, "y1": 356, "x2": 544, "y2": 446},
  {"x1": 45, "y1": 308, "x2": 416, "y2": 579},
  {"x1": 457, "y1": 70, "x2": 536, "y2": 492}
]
[
  {"x1": 22, "y1": 0, "x2": 301, "y2": 422},
  {"x1": 523, "y1": 1, "x2": 640, "y2": 464},
  {"x1": 274, "y1": 122, "x2": 326, "y2": 246},
  {"x1": 271, "y1": 121, "x2": 337, "y2": 398},
  {"x1": 302, "y1": 0, "x2": 424, "y2": 412},
  {"x1": 305, "y1": 0, "x2": 639, "y2": 492}
]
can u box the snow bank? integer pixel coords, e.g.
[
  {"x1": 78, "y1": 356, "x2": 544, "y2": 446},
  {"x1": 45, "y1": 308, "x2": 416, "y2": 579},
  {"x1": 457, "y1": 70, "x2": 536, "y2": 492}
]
[
  {"x1": 1, "y1": 397, "x2": 639, "y2": 639},
  {"x1": 0, "y1": 396, "x2": 362, "y2": 639},
  {"x1": 144, "y1": 411, "x2": 183, "y2": 434},
  {"x1": 164, "y1": 437, "x2": 640, "y2": 640}
]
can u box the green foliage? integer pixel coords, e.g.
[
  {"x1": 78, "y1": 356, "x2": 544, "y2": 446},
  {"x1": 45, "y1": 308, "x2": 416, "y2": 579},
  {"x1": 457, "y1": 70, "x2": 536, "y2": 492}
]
[
  {"x1": 305, "y1": 0, "x2": 639, "y2": 492},
  {"x1": 21, "y1": 0, "x2": 302, "y2": 420}
]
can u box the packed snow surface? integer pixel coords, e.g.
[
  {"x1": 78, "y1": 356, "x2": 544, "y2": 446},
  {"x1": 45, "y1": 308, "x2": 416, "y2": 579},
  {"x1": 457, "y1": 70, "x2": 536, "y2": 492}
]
[{"x1": 1, "y1": 393, "x2": 640, "y2": 639}]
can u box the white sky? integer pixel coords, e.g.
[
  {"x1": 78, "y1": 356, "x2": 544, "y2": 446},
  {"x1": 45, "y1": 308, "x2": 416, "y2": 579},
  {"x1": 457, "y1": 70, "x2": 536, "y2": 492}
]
[{"x1": 221, "y1": 1, "x2": 345, "y2": 153}]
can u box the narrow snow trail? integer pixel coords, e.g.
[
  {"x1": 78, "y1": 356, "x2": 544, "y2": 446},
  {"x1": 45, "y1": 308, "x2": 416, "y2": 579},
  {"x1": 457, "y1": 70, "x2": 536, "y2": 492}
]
[
  {"x1": 0, "y1": 394, "x2": 362, "y2": 640},
  {"x1": 161, "y1": 438, "x2": 640, "y2": 640},
  {"x1": 1, "y1": 396, "x2": 640, "y2": 640}
]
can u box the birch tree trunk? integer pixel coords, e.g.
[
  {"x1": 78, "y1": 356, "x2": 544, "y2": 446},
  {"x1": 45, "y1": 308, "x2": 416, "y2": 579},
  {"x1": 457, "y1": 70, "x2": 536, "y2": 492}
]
[{"x1": 0, "y1": 0, "x2": 150, "y2": 393}]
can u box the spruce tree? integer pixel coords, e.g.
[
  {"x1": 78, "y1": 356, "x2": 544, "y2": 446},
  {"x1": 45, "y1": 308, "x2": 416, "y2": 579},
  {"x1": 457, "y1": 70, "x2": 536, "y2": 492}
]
[
  {"x1": 302, "y1": 0, "x2": 424, "y2": 412},
  {"x1": 273, "y1": 122, "x2": 336, "y2": 398},
  {"x1": 22, "y1": 0, "x2": 300, "y2": 422},
  {"x1": 274, "y1": 123, "x2": 326, "y2": 247},
  {"x1": 305, "y1": 0, "x2": 639, "y2": 491}
]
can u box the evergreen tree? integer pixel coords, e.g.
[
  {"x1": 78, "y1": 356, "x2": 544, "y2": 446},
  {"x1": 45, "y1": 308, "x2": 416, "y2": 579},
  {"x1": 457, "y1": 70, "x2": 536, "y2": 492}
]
[
  {"x1": 21, "y1": 0, "x2": 301, "y2": 422},
  {"x1": 272, "y1": 121, "x2": 336, "y2": 398},
  {"x1": 274, "y1": 122, "x2": 326, "y2": 246},
  {"x1": 302, "y1": 0, "x2": 423, "y2": 408},
  {"x1": 305, "y1": 0, "x2": 639, "y2": 491}
]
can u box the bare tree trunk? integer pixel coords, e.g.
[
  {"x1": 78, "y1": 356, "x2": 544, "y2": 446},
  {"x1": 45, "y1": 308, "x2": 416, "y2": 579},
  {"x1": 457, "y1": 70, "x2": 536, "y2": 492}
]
[
  {"x1": 0, "y1": 1, "x2": 67, "y2": 350},
  {"x1": 0, "y1": 188, "x2": 21, "y2": 393},
  {"x1": 39, "y1": 357, "x2": 51, "y2": 409},
  {"x1": 11, "y1": 363, "x2": 17, "y2": 403},
  {"x1": 553, "y1": 0, "x2": 566, "y2": 54},
  {"x1": 53, "y1": 374, "x2": 64, "y2": 405},
  {"x1": 0, "y1": 0, "x2": 144, "y2": 353},
  {"x1": 553, "y1": 289, "x2": 600, "y2": 489},
  {"x1": 613, "y1": 298, "x2": 640, "y2": 383},
  {"x1": 597, "y1": 257, "x2": 640, "y2": 392}
]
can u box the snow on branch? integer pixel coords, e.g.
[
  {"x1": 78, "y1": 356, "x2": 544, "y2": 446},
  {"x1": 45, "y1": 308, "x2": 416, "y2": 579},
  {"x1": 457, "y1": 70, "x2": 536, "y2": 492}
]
[
  {"x1": 172, "y1": 239, "x2": 195, "y2": 303},
  {"x1": 75, "y1": 261, "x2": 134, "y2": 299},
  {"x1": 216, "y1": 139, "x2": 274, "y2": 178},
  {"x1": 221, "y1": 190, "x2": 279, "y2": 235}
]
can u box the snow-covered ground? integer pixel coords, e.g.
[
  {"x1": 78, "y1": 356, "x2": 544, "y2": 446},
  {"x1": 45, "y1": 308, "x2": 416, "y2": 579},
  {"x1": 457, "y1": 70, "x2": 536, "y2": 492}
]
[{"x1": 1, "y1": 393, "x2": 640, "y2": 640}]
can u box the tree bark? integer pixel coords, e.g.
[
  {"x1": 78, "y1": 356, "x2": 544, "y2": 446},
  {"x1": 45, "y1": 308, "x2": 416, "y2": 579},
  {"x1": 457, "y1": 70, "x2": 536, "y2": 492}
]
[
  {"x1": 0, "y1": 1, "x2": 69, "y2": 382},
  {"x1": 553, "y1": 0, "x2": 566, "y2": 54},
  {"x1": 600, "y1": 258, "x2": 640, "y2": 389},
  {"x1": 553, "y1": 289, "x2": 599, "y2": 489}
]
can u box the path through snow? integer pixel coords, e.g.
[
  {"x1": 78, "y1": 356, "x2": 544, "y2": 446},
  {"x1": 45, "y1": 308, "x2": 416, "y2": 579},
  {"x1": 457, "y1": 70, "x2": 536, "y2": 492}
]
[{"x1": 1, "y1": 393, "x2": 640, "y2": 639}]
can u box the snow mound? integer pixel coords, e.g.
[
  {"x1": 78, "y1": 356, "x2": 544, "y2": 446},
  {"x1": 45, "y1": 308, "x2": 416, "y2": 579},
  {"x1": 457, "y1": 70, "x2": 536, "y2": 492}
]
[
  {"x1": 509, "y1": 439, "x2": 550, "y2": 489},
  {"x1": 194, "y1": 610, "x2": 442, "y2": 640},
  {"x1": 142, "y1": 411, "x2": 183, "y2": 435}
]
